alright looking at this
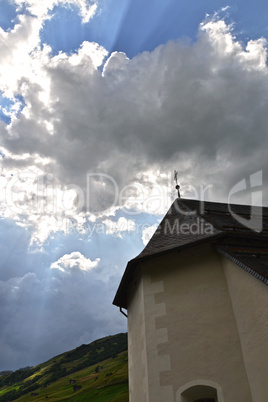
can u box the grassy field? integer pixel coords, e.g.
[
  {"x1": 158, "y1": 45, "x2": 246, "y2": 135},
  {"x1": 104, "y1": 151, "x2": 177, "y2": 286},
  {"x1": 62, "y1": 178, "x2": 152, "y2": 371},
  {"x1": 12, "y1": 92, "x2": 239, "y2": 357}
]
[
  {"x1": 0, "y1": 385, "x2": 20, "y2": 396},
  {"x1": 0, "y1": 333, "x2": 129, "y2": 401}
]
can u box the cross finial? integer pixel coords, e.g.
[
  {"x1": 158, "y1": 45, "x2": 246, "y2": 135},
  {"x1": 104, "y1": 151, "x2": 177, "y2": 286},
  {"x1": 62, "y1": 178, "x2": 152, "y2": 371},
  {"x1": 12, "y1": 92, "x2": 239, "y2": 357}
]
[
  {"x1": 176, "y1": 184, "x2": 180, "y2": 198},
  {"x1": 174, "y1": 170, "x2": 180, "y2": 198},
  {"x1": 174, "y1": 170, "x2": 178, "y2": 185}
]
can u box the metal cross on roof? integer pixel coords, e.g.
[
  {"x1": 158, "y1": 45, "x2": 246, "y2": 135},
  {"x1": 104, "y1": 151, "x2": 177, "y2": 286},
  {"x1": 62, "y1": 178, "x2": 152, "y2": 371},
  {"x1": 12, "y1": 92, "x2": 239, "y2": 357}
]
[{"x1": 174, "y1": 170, "x2": 180, "y2": 198}]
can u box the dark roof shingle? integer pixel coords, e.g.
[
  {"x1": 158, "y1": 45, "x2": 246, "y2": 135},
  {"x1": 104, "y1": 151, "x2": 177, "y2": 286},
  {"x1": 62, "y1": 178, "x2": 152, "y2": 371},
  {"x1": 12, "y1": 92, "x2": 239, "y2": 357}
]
[{"x1": 113, "y1": 198, "x2": 268, "y2": 308}]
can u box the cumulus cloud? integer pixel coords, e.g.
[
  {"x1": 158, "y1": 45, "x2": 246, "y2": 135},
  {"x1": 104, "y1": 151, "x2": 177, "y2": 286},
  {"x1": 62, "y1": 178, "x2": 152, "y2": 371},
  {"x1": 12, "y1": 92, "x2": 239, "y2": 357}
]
[
  {"x1": 0, "y1": 16, "x2": 267, "y2": 236},
  {"x1": 0, "y1": 1, "x2": 98, "y2": 97},
  {"x1": 51, "y1": 251, "x2": 100, "y2": 272},
  {"x1": 0, "y1": 14, "x2": 41, "y2": 95}
]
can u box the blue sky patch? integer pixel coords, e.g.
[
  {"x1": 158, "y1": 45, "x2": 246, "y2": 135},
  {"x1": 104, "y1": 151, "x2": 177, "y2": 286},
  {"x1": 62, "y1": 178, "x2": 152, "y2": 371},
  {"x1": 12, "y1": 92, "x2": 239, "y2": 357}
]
[
  {"x1": 40, "y1": 4, "x2": 85, "y2": 55},
  {"x1": 40, "y1": 0, "x2": 131, "y2": 56},
  {"x1": 39, "y1": 0, "x2": 268, "y2": 59},
  {"x1": 0, "y1": 93, "x2": 25, "y2": 125},
  {"x1": 0, "y1": 0, "x2": 19, "y2": 31}
]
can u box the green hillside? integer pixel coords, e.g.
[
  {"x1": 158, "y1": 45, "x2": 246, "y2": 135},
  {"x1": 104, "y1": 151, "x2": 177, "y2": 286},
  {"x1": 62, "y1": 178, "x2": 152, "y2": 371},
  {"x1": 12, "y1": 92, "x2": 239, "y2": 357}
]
[{"x1": 0, "y1": 333, "x2": 128, "y2": 401}]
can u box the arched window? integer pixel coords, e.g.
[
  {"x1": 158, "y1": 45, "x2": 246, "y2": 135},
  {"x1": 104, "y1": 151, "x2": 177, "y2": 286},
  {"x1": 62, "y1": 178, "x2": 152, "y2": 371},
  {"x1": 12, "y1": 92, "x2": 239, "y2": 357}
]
[
  {"x1": 176, "y1": 380, "x2": 224, "y2": 402},
  {"x1": 181, "y1": 385, "x2": 217, "y2": 402}
]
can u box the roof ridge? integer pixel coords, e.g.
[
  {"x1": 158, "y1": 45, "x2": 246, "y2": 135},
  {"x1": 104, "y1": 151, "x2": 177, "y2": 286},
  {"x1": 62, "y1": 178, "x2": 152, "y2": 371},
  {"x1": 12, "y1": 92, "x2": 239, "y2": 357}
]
[{"x1": 135, "y1": 198, "x2": 221, "y2": 260}]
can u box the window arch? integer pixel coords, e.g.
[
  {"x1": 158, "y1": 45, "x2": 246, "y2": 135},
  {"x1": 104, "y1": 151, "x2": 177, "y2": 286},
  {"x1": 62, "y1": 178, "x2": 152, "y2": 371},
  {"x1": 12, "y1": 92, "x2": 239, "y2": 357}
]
[{"x1": 176, "y1": 380, "x2": 224, "y2": 402}]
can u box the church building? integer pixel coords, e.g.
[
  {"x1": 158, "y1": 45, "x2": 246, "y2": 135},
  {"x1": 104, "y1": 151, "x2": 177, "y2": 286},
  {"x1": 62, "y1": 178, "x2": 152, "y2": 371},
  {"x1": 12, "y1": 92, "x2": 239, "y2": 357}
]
[{"x1": 113, "y1": 198, "x2": 268, "y2": 402}]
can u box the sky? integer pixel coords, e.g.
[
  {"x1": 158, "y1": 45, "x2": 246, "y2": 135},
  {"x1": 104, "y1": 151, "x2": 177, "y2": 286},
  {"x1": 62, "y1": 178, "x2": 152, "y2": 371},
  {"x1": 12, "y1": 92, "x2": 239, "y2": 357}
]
[{"x1": 0, "y1": 0, "x2": 268, "y2": 371}]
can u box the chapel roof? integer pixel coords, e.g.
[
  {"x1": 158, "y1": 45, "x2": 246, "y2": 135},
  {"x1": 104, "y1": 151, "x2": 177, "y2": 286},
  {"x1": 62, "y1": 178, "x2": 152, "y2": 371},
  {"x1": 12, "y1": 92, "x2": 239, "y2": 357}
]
[{"x1": 113, "y1": 198, "x2": 268, "y2": 309}]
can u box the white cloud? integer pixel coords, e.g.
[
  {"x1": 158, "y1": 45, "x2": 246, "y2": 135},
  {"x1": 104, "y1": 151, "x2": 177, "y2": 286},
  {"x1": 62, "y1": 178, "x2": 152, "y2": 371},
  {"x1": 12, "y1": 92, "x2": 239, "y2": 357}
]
[
  {"x1": 51, "y1": 251, "x2": 100, "y2": 272},
  {"x1": 71, "y1": 0, "x2": 98, "y2": 23},
  {"x1": 102, "y1": 51, "x2": 130, "y2": 77},
  {"x1": 0, "y1": 1, "x2": 99, "y2": 97},
  {"x1": 68, "y1": 41, "x2": 108, "y2": 68},
  {"x1": 0, "y1": 14, "x2": 41, "y2": 96},
  {"x1": 104, "y1": 217, "x2": 136, "y2": 237},
  {"x1": 14, "y1": 0, "x2": 98, "y2": 23}
]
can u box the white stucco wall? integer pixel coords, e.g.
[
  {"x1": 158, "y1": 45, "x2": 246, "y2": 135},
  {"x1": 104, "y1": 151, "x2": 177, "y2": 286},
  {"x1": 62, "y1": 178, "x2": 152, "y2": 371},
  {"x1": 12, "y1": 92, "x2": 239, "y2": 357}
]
[
  {"x1": 127, "y1": 244, "x2": 254, "y2": 402},
  {"x1": 222, "y1": 256, "x2": 268, "y2": 402},
  {"x1": 127, "y1": 268, "x2": 149, "y2": 402}
]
